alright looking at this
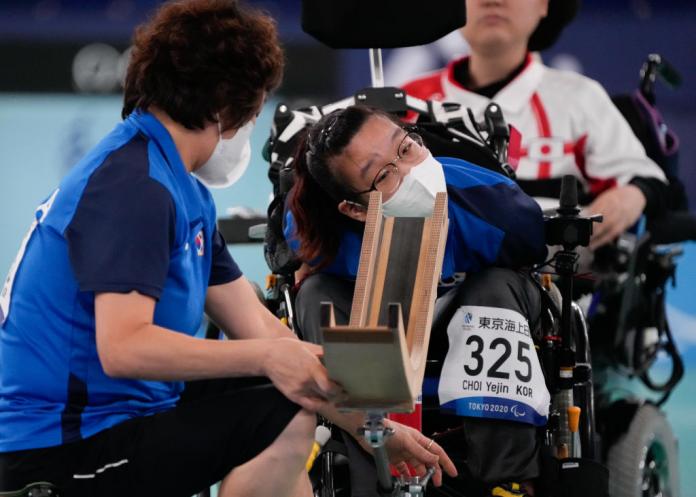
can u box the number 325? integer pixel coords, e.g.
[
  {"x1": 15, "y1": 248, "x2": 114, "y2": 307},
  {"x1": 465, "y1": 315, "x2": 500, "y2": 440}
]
[{"x1": 463, "y1": 336, "x2": 532, "y2": 383}]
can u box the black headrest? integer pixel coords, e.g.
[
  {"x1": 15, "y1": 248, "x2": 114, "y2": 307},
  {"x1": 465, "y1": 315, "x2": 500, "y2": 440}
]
[
  {"x1": 302, "y1": 0, "x2": 467, "y2": 49},
  {"x1": 528, "y1": 0, "x2": 581, "y2": 51}
]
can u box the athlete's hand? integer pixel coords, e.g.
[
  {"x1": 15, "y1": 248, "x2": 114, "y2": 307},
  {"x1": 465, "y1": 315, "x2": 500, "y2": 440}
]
[
  {"x1": 361, "y1": 420, "x2": 458, "y2": 487},
  {"x1": 262, "y1": 338, "x2": 343, "y2": 412},
  {"x1": 585, "y1": 185, "x2": 646, "y2": 250}
]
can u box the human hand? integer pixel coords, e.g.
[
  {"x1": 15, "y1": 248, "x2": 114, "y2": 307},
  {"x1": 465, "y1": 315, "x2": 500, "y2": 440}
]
[
  {"x1": 585, "y1": 185, "x2": 646, "y2": 250},
  {"x1": 262, "y1": 338, "x2": 344, "y2": 412},
  {"x1": 363, "y1": 419, "x2": 458, "y2": 487}
]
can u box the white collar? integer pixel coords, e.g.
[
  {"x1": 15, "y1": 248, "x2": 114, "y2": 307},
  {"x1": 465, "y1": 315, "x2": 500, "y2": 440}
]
[{"x1": 440, "y1": 54, "x2": 545, "y2": 114}]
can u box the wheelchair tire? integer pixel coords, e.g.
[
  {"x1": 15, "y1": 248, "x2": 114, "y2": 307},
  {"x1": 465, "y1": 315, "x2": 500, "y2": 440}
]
[{"x1": 606, "y1": 404, "x2": 679, "y2": 497}]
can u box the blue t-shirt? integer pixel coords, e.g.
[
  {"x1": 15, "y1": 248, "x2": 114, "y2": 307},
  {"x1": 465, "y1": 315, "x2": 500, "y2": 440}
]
[
  {"x1": 284, "y1": 156, "x2": 547, "y2": 280},
  {"x1": 0, "y1": 111, "x2": 241, "y2": 452}
]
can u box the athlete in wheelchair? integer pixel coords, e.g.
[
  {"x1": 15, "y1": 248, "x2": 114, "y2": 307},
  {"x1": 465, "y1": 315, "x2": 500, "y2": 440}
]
[{"x1": 281, "y1": 103, "x2": 551, "y2": 497}]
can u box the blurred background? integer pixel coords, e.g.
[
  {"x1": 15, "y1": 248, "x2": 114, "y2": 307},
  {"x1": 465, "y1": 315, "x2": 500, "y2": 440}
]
[{"x1": 0, "y1": 0, "x2": 694, "y2": 492}]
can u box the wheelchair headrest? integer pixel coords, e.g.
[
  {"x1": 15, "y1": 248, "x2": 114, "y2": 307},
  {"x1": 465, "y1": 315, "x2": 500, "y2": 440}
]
[
  {"x1": 301, "y1": 0, "x2": 467, "y2": 48},
  {"x1": 528, "y1": 0, "x2": 581, "y2": 51},
  {"x1": 302, "y1": 0, "x2": 579, "y2": 51}
]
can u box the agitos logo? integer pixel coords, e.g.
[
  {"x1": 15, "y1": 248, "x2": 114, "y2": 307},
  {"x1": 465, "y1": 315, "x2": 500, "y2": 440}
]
[{"x1": 511, "y1": 404, "x2": 527, "y2": 418}]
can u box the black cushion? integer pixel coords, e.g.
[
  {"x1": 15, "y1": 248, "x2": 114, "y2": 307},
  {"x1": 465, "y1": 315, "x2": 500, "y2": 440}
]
[
  {"x1": 302, "y1": 0, "x2": 467, "y2": 48},
  {"x1": 529, "y1": 0, "x2": 581, "y2": 51}
]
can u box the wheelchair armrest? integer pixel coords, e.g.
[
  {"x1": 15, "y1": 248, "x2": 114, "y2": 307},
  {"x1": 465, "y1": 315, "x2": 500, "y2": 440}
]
[
  {"x1": 648, "y1": 211, "x2": 696, "y2": 244},
  {"x1": 217, "y1": 215, "x2": 267, "y2": 244}
]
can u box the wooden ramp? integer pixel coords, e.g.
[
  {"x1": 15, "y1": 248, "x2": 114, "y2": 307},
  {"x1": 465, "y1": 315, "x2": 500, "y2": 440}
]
[{"x1": 321, "y1": 191, "x2": 449, "y2": 412}]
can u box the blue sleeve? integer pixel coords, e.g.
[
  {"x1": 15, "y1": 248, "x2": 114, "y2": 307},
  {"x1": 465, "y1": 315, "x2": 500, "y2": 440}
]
[
  {"x1": 283, "y1": 209, "x2": 301, "y2": 255},
  {"x1": 441, "y1": 157, "x2": 547, "y2": 271},
  {"x1": 65, "y1": 152, "x2": 176, "y2": 300},
  {"x1": 209, "y1": 228, "x2": 242, "y2": 285}
]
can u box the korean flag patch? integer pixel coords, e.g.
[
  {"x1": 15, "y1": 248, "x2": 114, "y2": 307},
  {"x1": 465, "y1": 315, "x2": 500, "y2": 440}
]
[{"x1": 195, "y1": 230, "x2": 205, "y2": 256}]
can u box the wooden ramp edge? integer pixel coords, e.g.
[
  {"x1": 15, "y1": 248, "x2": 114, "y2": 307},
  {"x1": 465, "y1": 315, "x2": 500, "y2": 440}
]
[{"x1": 321, "y1": 191, "x2": 449, "y2": 412}]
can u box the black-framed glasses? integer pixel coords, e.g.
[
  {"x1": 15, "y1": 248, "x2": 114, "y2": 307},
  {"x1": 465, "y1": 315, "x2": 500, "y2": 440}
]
[{"x1": 354, "y1": 132, "x2": 424, "y2": 196}]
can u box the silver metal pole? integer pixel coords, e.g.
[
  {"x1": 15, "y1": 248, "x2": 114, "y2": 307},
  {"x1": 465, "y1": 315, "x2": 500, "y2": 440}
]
[
  {"x1": 369, "y1": 48, "x2": 385, "y2": 88},
  {"x1": 363, "y1": 411, "x2": 393, "y2": 493},
  {"x1": 372, "y1": 443, "x2": 394, "y2": 491}
]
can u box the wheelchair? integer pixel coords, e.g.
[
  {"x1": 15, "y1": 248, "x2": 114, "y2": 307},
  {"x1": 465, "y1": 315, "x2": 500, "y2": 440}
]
[{"x1": 237, "y1": 46, "x2": 692, "y2": 496}]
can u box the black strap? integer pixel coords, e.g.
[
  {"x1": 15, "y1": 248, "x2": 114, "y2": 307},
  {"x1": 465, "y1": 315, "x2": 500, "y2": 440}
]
[{"x1": 640, "y1": 293, "x2": 684, "y2": 405}]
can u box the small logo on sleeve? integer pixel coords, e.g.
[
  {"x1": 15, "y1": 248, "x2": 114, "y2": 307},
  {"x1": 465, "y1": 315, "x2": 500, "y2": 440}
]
[{"x1": 195, "y1": 230, "x2": 205, "y2": 256}]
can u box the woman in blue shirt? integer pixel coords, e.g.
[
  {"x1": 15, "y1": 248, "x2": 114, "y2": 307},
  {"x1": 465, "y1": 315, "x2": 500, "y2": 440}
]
[{"x1": 0, "y1": 2, "x2": 453, "y2": 496}]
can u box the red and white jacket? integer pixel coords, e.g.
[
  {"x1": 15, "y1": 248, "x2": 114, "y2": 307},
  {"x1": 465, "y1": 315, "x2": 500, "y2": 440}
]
[{"x1": 402, "y1": 55, "x2": 666, "y2": 209}]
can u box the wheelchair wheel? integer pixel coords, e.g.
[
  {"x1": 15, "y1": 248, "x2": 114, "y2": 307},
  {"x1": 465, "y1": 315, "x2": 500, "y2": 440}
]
[{"x1": 607, "y1": 404, "x2": 679, "y2": 497}]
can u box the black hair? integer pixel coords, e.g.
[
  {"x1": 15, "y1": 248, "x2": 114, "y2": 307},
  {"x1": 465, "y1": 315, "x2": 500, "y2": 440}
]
[
  {"x1": 288, "y1": 105, "x2": 397, "y2": 268},
  {"x1": 122, "y1": 0, "x2": 283, "y2": 131}
]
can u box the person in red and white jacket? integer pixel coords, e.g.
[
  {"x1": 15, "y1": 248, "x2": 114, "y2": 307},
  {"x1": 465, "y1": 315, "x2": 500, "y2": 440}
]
[{"x1": 403, "y1": 0, "x2": 668, "y2": 250}]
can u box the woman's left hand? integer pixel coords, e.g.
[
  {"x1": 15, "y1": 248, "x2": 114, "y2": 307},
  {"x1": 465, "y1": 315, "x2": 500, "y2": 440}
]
[{"x1": 362, "y1": 419, "x2": 458, "y2": 487}]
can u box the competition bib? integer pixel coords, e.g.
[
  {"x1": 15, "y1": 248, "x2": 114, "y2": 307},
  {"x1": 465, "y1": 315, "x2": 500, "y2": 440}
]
[{"x1": 438, "y1": 305, "x2": 550, "y2": 426}]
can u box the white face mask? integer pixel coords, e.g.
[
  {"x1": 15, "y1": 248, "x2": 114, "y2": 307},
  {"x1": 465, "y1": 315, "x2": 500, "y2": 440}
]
[
  {"x1": 382, "y1": 153, "x2": 446, "y2": 218},
  {"x1": 193, "y1": 117, "x2": 255, "y2": 188}
]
